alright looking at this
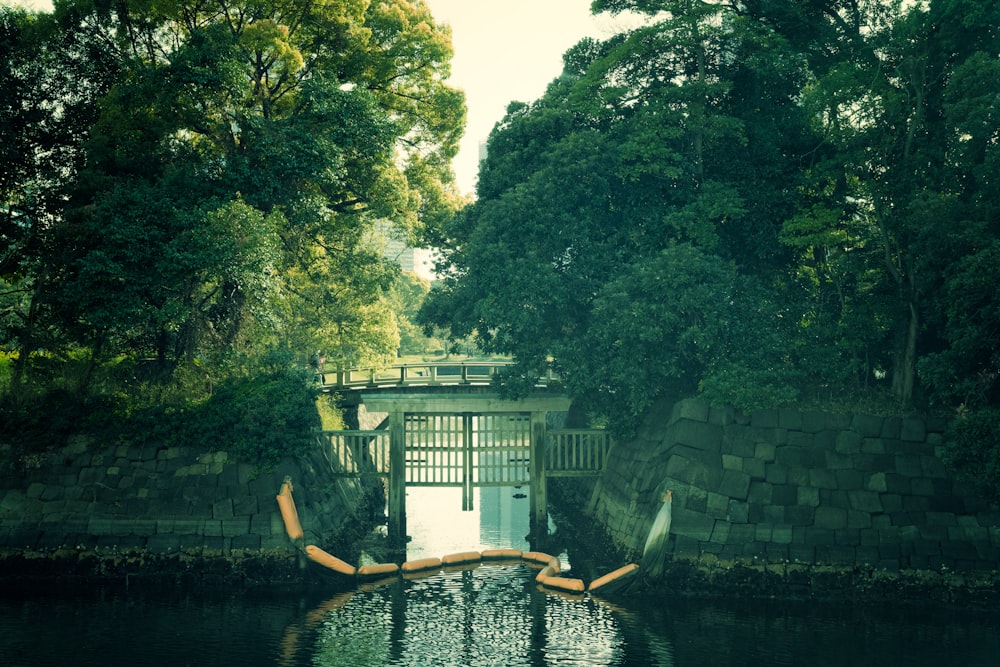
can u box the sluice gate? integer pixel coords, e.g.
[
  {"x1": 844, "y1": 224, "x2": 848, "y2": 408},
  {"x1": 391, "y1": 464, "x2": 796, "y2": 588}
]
[{"x1": 316, "y1": 392, "x2": 608, "y2": 545}]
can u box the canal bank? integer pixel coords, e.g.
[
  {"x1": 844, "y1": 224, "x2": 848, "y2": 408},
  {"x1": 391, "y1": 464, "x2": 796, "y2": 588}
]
[
  {"x1": 0, "y1": 437, "x2": 384, "y2": 589},
  {"x1": 553, "y1": 397, "x2": 1000, "y2": 606}
]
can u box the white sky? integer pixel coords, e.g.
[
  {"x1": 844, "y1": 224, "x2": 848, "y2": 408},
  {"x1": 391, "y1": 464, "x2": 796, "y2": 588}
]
[
  {"x1": 422, "y1": 0, "x2": 633, "y2": 194},
  {"x1": 10, "y1": 0, "x2": 633, "y2": 194}
]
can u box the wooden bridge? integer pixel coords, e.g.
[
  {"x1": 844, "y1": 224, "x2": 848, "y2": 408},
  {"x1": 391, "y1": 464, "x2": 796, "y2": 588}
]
[{"x1": 316, "y1": 363, "x2": 609, "y2": 547}]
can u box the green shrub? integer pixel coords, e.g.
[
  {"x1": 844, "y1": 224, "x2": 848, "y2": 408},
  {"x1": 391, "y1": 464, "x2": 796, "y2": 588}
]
[
  {"x1": 157, "y1": 368, "x2": 322, "y2": 473},
  {"x1": 942, "y1": 407, "x2": 1000, "y2": 505}
]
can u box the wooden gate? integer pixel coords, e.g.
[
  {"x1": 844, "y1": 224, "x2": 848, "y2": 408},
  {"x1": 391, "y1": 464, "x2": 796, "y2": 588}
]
[{"x1": 404, "y1": 413, "x2": 531, "y2": 509}]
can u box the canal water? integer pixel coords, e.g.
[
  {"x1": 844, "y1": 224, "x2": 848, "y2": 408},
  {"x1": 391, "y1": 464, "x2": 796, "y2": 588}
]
[{"x1": 2, "y1": 487, "x2": 998, "y2": 666}]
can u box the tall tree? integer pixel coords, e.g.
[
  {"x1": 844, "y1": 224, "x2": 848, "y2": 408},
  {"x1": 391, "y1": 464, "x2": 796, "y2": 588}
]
[{"x1": 6, "y1": 0, "x2": 465, "y2": 382}]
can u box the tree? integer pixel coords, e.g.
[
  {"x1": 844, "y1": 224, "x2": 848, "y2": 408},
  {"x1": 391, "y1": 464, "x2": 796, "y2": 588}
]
[
  {"x1": 422, "y1": 1, "x2": 813, "y2": 429},
  {"x1": 5, "y1": 0, "x2": 465, "y2": 385}
]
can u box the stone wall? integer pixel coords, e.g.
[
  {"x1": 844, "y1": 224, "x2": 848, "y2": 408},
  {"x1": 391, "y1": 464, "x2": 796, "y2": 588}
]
[
  {"x1": 0, "y1": 437, "x2": 381, "y2": 560},
  {"x1": 588, "y1": 399, "x2": 1000, "y2": 572}
]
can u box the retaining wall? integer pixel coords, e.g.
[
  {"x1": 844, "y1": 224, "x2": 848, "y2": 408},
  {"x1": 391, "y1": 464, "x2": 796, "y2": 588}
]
[
  {"x1": 587, "y1": 399, "x2": 1000, "y2": 572},
  {"x1": 0, "y1": 437, "x2": 380, "y2": 561}
]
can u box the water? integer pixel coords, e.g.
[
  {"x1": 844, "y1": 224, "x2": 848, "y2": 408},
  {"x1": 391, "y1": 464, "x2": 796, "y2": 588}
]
[{"x1": 2, "y1": 487, "x2": 998, "y2": 666}]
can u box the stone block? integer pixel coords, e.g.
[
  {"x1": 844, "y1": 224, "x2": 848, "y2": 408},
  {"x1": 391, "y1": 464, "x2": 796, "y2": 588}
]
[
  {"x1": 847, "y1": 510, "x2": 872, "y2": 530},
  {"x1": 901, "y1": 419, "x2": 926, "y2": 442},
  {"x1": 706, "y1": 492, "x2": 730, "y2": 519},
  {"x1": 824, "y1": 451, "x2": 853, "y2": 470},
  {"x1": 861, "y1": 438, "x2": 886, "y2": 455},
  {"x1": 764, "y1": 505, "x2": 785, "y2": 523},
  {"x1": 710, "y1": 521, "x2": 731, "y2": 544},
  {"x1": 232, "y1": 495, "x2": 259, "y2": 516},
  {"x1": 671, "y1": 508, "x2": 716, "y2": 541},
  {"x1": 895, "y1": 455, "x2": 924, "y2": 477},
  {"x1": 743, "y1": 457, "x2": 766, "y2": 481},
  {"x1": 866, "y1": 472, "x2": 888, "y2": 492},
  {"x1": 775, "y1": 446, "x2": 805, "y2": 467},
  {"x1": 800, "y1": 411, "x2": 827, "y2": 433},
  {"x1": 728, "y1": 523, "x2": 756, "y2": 543},
  {"x1": 764, "y1": 463, "x2": 788, "y2": 484},
  {"x1": 212, "y1": 498, "x2": 234, "y2": 520},
  {"x1": 754, "y1": 441, "x2": 776, "y2": 462},
  {"x1": 718, "y1": 470, "x2": 751, "y2": 500},
  {"x1": 750, "y1": 409, "x2": 779, "y2": 429},
  {"x1": 809, "y1": 469, "x2": 838, "y2": 490},
  {"x1": 880, "y1": 494, "x2": 903, "y2": 513},
  {"x1": 771, "y1": 484, "x2": 797, "y2": 506},
  {"x1": 221, "y1": 518, "x2": 249, "y2": 537},
  {"x1": 778, "y1": 409, "x2": 803, "y2": 430},
  {"x1": 835, "y1": 469, "x2": 864, "y2": 489},
  {"x1": 785, "y1": 505, "x2": 815, "y2": 526},
  {"x1": 910, "y1": 478, "x2": 935, "y2": 496},
  {"x1": 672, "y1": 420, "x2": 723, "y2": 454},
  {"x1": 202, "y1": 520, "x2": 223, "y2": 537},
  {"x1": 848, "y1": 490, "x2": 883, "y2": 513},
  {"x1": 920, "y1": 455, "x2": 948, "y2": 479},
  {"x1": 797, "y1": 486, "x2": 820, "y2": 507},
  {"x1": 672, "y1": 399, "x2": 710, "y2": 423},
  {"x1": 852, "y1": 414, "x2": 883, "y2": 437},
  {"x1": 814, "y1": 506, "x2": 848, "y2": 531},
  {"x1": 834, "y1": 431, "x2": 862, "y2": 454},
  {"x1": 786, "y1": 431, "x2": 815, "y2": 448},
  {"x1": 721, "y1": 454, "x2": 743, "y2": 470},
  {"x1": 727, "y1": 500, "x2": 749, "y2": 523},
  {"x1": 746, "y1": 480, "x2": 771, "y2": 504}
]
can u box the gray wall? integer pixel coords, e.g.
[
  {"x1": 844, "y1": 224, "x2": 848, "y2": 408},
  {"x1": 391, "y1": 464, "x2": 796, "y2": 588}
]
[
  {"x1": 589, "y1": 399, "x2": 1000, "y2": 571},
  {"x1": 0, "y1": 438, "x2": 378, "y2": 557}
]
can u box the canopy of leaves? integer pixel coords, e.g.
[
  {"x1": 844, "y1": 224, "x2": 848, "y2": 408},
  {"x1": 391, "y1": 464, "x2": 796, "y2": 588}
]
[
  {"x1": 2, "y1": 0, "x2": 465, "y2": 386},
  {"x1": 423, "y1": 0, "x2": 1000, "y2": 435}
]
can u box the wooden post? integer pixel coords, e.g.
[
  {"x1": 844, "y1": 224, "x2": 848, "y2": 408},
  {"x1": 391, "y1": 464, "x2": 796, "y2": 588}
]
[
  {"x1": 528, "y1": 411, "x2": 548, "y2": 539},
  {"x1": 387, "y1": 409, "x2": 407, "y2": 548},
  {"x1": 462, "y1": 412, "x2": 474, "y2": 511}
]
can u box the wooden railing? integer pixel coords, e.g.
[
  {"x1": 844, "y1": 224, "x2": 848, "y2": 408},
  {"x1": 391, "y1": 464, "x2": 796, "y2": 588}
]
[
  {"x1": 545, "y1": 429, "x2": 612, "y2": 477},
  {"x1": 319, "y1": 426, "x2": 610, "y2": 479},
  {"x1": 321, "y1": 361, "x2": 559, "y2": 390}
]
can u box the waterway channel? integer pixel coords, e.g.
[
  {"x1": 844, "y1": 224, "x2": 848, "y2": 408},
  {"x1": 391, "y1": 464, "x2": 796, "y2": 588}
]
[{"x1": 2, "y1": 486, "x2": 998, "y2": 666}]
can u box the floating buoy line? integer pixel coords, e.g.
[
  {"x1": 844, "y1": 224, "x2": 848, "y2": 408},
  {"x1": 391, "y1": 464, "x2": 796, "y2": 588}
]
[{"x1": 276, "y1": 477, "x2": 640, "y2": 598}]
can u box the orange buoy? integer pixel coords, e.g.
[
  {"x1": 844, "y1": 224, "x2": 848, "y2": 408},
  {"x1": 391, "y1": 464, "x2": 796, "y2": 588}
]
[
  {"x1": 481, "y1": 548, "x2": 523, "y2": 560},
  {"x1": 356, "y1": 563, "x2": 400, "y2": 580},
  {"x1": 521, "y1": 551, "x2": 556, "y2": 566},
  {"x1": 401, "y1": 557, "x2": 443, "y2": 574},
  {"x1": 540, "y1": 576, "x2": 586, "y2": 594},
  {"x1": 275, "y1": 478, "x2": 304, "y2": 541},
  {"x1": 534, "y1": 560, "x2": 560, "y2": 582},
  {"x1": 588, "y1": 563, "x2": 640, "y2": 595},
  {"x1": 305, "y1": 545, "x2": 356, "y2": 576},
  {"x1": 441, "y1": 551, "x2": 483, "y2": 566}
]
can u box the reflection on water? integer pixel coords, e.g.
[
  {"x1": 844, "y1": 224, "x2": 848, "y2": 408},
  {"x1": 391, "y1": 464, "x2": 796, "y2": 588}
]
[
  {"x1": 2, "y1": 485, "x2": 998, "y2": 666},
  {"x1": 403, "y1": 485, "x2": 533, "y2": 560},
  {"x1": 289, "y1": 564, "x2": 644, "y2": 667}
]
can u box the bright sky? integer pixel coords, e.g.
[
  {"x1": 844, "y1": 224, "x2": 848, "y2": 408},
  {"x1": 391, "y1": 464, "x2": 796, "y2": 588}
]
[
  {"x1": 422, "y1": 0, "x2": 633, "y2": 194},
  {"x1": 10, "y1": 0, "x2": 633, "y2": 194}
]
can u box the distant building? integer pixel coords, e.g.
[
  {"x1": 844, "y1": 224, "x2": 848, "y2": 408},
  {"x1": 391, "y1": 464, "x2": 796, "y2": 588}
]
[{"x1": 374, "y1": 221, "x2": 437, "y2": 282}]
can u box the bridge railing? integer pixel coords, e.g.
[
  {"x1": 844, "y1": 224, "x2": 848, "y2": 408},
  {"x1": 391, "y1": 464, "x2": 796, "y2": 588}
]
[
  {"x1": 323, "y1": 361, "x2": 529, "y2": 389},
  {"x1": 318, "y1": 430, "x2": 391, "y2": 477},
  {"x1": 545, "y1": 429, "x2": 612, "y2": 477}
]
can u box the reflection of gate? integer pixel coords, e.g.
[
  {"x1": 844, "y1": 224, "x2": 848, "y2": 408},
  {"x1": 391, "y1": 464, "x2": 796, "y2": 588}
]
[{"x1": 405, "y1": 413, "x2": 530, "y2": 509}]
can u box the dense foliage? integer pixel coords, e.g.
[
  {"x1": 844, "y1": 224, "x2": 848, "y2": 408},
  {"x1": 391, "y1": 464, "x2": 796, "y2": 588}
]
[
  {"x1": 1, "y1": 1, "x2": 463, "y2": 465},
  {"x1": 420, "y1": 0, "x2": 1000, "y2": 436}
]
